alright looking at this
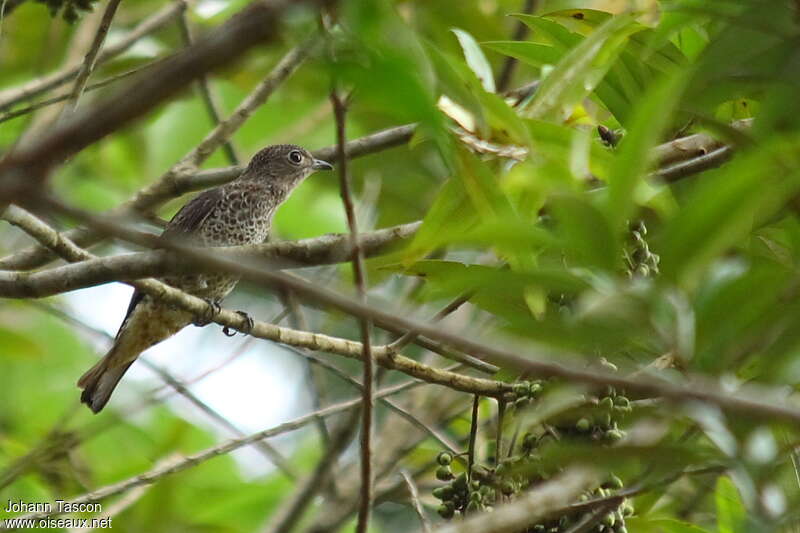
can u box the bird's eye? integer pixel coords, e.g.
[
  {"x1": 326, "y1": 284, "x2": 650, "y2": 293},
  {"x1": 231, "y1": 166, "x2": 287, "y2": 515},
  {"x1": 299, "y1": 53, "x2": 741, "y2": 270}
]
[{"x1": 288, "y1": 150, "x2": 303, "y2": 165}]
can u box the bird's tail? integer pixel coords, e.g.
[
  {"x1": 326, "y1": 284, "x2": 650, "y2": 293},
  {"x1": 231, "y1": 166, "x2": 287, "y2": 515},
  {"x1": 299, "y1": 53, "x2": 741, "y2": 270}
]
[{"x1": 77, "y1": 346, "x2": 135, "y2": 414}]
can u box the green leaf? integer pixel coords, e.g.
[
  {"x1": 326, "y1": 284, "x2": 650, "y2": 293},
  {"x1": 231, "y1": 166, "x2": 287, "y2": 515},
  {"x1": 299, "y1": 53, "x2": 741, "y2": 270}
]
[
  {"x1": 625, "y1": 517, "x2": 712, "y2": 533},
  {"x1": 550, "y1": 193, "x2": 618, "y2": 272},
  {"x1": 452, "y1": 28, "x2": 496, "y2": 92},
  {"x1": 716, "y1": 476, "x2": 747, "y2": 533},
  {"x1": 660, "y1": 136, "x2": 800, "y2": 286},
  {"x1": 605, "y1": 70, "x2": 688, "y2": 231},
  {"x1": 524, "y1": 14, "x2": 641, "y2": 121}
]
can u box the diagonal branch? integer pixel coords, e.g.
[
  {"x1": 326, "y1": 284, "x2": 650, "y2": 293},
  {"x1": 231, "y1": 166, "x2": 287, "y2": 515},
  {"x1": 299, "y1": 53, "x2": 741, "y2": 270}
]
[
  {"x1": 2, "y1": 204, "x2": 508, "y2": 397},
  {"x1": 0, "y1": 0, "x2": 296, "y2": 203},
  {"x1": 36, "y1": 197, "x2": 800, "y2": 428},
  {"x1": 0, "y1": 378, "x2": 430, "y2": 528},
  {"x1": 63, "y1": 0, "x2": 123, "y2": 114},
  {"x1": 177, "y1": 9, "x2": 240, "y2": 166},
  {"x1": 0, "y1": 1, "x2": 187, "y2": 112}
]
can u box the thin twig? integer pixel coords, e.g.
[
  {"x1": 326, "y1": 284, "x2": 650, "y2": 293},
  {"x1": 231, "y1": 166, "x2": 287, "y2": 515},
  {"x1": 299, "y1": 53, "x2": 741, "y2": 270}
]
[
  {"x1": 261, "y1": 410, "x2": 360, "y2": 533},
  {"x1": 496, "y1": 0, "x2": 537, "y2": 92},
  {"x1": 401, "y1": 470, "x2": 431, "y2": 533},
  {"x1": 177, "y1": 9, "x2": 239, "y2": 165},
  {"x1": 63, "y1": 0, "x2": 123, "y2": 114},
  {"x1": 467, "y1": 394, "x2": 480, "y2": 483},
  {"x1": 0, "y1": 57, "x2": 170, "y2": 125},
  {"x1": 496, "y1": 399, "x2": 506, "y2": 464},
  {"x1": 386, "y1": 292, "x2": 472, "y2": 354},
  {"x1": 331, "y1": 90, "x2": 375, "y2": 533},
  {"x1": 0, "y1": 378, "x2": 430, "y2": 527},
  {"x1": 282, "y1": 344, "x2": 462, "y2": 455},
  {"x1": 0, "y1": 0, "x2": 294, "y2": 203},
  {"x1": 0, "y1": 1, "x2": 188, "y2": 111}
]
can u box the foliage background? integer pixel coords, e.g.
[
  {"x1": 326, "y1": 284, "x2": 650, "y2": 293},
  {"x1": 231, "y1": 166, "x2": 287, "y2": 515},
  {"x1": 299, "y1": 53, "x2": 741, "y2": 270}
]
[{"x1": 1, "y1": 0, "x2": 800, "y2": 531}]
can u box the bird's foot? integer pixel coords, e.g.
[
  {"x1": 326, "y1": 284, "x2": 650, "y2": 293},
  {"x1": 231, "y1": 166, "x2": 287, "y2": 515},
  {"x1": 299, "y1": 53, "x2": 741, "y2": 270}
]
[
  {"x1": 223, "y1": 311, "x2": 254, "y2": 337},
  {"x1": 193, "y1": 298, "x2": 221, "y2": 327}
]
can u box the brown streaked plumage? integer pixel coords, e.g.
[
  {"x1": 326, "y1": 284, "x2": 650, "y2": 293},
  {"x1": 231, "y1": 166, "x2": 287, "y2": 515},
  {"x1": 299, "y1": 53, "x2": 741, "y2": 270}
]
[{"x1": 77, "y1": 145, "x2": 333, "y2": 413}]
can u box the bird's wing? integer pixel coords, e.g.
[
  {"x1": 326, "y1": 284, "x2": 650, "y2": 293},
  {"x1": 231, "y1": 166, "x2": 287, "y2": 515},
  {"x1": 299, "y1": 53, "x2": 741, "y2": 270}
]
[
  {"x1": 115, "y1": 187, "x2": 224, "y2": 334},
  {"x1": 161, "y1": 186, "x2": 223, "y2": 238}
]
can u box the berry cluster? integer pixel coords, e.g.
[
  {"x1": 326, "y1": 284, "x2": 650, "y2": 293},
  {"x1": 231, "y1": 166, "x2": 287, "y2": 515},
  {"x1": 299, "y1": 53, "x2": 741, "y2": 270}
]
[
  {"x1": 432, "y1": 379, "x2": 634, "y2": 531},
  {"x1": 625, "y1": 220, "x2": 659, "y2": 278}
]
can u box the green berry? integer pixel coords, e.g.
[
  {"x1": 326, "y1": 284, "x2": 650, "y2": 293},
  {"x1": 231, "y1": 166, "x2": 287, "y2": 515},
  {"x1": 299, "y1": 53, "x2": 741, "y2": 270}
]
[
  {"x1": 513, "y1": 382, "x2": 529, "y2": 396},
  {"x1": 603, "y1": 512, "x2": 616, "y2": 527},
  {"x1": 529, "y1": 382, "x2": 543, "y2": 397},
  {"x1": 608, "y1": 475, "x2": 624, "y2": 489},
  {"x1": 600, "y1": 397, "x2": 614, "y2": 410},
  {"x1": 622, "y1": 502, "x2": 634, "y2": 517},
  {"x1": 432, "y1": 487, "x2": 447, "y2": 500},
  {"x1": 469, "y1": 491, "x2": 482, "y2": 503},
  {"x1": 437, "y1": 451, "x2": 453, "y2": 466},
  {"x1": 453, "y1": 472, "x2": 467, "y2": 490},
  {"x1": 470, "y1": 480, "x2": 481, "y2": 491},
  {"x1": 437, "y1": 503, "x2": 454, "y2": 519},
  {"x1": 576, "y1": 418, "x2": 591, "y2": 432},
  {"x1": 501, "y1": 481, "x2": 515, "y2": 495},
  {"x1": 466, "y1": 500, "x2": 481, "y2": 513},
  {"x1": 435, "y1": 466, "x2": 454, "y2": 481},
  {"x1": 606, "y1": 429, "x2": 624, "y2": 441},
  {"x1": 614, "y1": 396, "x2": 630, "y2": 409}
]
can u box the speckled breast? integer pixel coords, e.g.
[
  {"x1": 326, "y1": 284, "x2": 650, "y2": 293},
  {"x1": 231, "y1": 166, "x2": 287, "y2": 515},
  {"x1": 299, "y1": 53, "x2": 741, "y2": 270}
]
[{"x1": 166, "y1": 182, "x2": 275, "y2": 300}]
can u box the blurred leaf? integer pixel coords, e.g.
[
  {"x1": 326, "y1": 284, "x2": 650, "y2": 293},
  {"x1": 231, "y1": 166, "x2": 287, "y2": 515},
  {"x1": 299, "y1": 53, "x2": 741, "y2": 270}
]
[
  {"x1": 522, "y1": 13, "x2": 640, "y2": 122},
  {"x1": 452, "y1": 28, "x2": 496, "y2": 92},
  {"x1": 606, "y1": 70, "x2": 688, "y2": 231},
  {"x1": 716, "y1": 476, "x2": 747, "y2": 533},
  {"x1": 551, "y1": 193, "x2": 619, "y2": 272}
]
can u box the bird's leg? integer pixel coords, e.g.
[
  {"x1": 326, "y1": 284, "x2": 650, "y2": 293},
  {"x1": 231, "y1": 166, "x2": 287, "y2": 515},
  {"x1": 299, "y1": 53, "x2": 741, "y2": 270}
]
[
  {"x1": 193, "y1": 298, "x2": 221, "y2": 327},
  {"x1": 223, "y1": 311, "x2": 254, "y2": 337}
]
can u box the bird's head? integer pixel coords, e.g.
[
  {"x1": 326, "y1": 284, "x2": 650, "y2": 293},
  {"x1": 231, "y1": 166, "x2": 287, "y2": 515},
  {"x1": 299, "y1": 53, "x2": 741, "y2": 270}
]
[{"x1": 240, "y1": 144, "x2": 333, "y2": 192}]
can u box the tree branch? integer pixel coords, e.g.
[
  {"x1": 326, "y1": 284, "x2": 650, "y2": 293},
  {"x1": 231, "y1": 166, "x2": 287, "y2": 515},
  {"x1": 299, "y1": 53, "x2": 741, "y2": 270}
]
[
  {"x1": 0, "y1": 219, "x2": 420, "y2": 297},
  {"x1": 34, "y1": 198, "x2": 800, "y2": 428},
  {"x1": 0, "y1": 1, "x2": 187, "y2": 111},
  {"x1": 2, "y1": 204, "x2": 507, "y2": 399},
  {"x1": 63, "y1": 0, "x2": 123, "y2": 114},
  {"x1": 0, "y1": 378, "x2": 430, "y2": 528},
  {"x1": 0, "y1": 0, "x2": 295, "y2": 203}
]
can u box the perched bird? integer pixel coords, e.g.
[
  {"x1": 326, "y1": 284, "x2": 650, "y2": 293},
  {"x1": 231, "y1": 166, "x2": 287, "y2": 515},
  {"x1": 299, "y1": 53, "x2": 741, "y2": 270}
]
[{"x1": 78, "y1": 145, "x2": 333, "y2": 413}]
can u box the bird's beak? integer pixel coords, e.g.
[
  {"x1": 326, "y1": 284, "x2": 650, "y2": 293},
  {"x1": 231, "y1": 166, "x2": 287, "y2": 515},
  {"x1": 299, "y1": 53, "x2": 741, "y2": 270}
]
[{"x1": 312, "y1": 159, "x2": 333, "y2": 171}]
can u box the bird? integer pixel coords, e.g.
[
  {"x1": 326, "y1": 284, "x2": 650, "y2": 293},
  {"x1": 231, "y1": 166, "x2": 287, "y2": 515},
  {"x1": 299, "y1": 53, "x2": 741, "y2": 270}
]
[{"x1": 77, "y1": 144, "x2": 333, "y2": 413}]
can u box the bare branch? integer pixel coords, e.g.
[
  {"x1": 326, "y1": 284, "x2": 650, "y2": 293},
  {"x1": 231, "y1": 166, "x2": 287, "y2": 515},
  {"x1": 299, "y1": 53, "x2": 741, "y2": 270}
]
[
  {"x1": 0, "y1": 221, "x2": 420, "y2": 297},
  {"x1": 330, "y1": 90, "x2": 375, "y2": 533},
  {"x1": 0, "y1": 0, "x2": 295, "y2": 202},
  {"x1": 36, "y1": 199, "x2": 800, "y2": 427},
  {"x1": 401, "y1": 470, "x2": 431, "y2": 533},
  {"x1": 261, "y1": 410, "x2": 360, "y2": 533},
  {"x1": 0, "y1": 57, "x2": 170, "y2": 126},
  {"x1": 186, "y1": 123, "x2": 417, "y2": 192},
  {"x1": 177, "y1": 9, "x2": 240, "y2": 166},
  {"x1": 63, "y1": 0, "x2": 123, "y2": 114},
  {"x1": 495, "y1": 0, "x2": 538, "y2": 92},
  {"x1": 0, "y1": 379, "x2": 429, "y2": 528},
  {"x1": 0, "y1": 1, "x2": 187, "y2": 111}
]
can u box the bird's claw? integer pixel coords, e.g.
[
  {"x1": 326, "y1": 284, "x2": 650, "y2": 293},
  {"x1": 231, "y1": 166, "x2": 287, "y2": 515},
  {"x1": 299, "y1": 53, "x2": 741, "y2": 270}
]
[
  {"x1": 193, "y1": 299, "x2": 221, "y2": 327},
  {"x1": 223, "y1": 310, "x2": 254, "y2": 337}
]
